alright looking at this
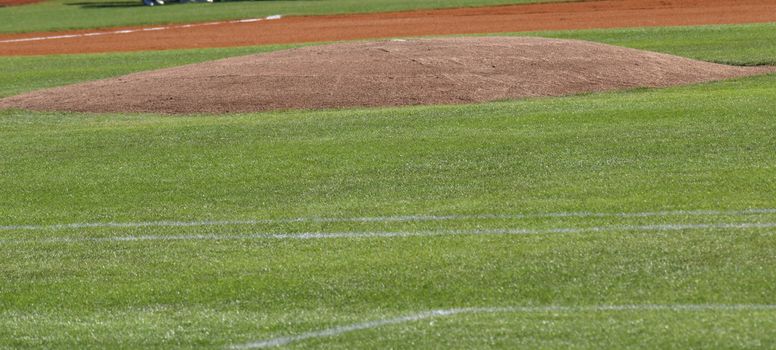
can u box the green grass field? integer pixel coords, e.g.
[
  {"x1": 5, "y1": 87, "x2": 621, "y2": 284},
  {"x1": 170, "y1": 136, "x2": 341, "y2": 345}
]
[
  {"x1": 0, "y1": 0, "x2": 560, "y2": 34},
  {"x1": 2, "y1": 18, "x2": 776, "y2": 350}
]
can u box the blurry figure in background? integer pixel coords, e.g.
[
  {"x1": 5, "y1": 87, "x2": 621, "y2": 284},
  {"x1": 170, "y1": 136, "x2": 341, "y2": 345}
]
[{"x1": 143, "y1": 0, "x2": 212, "y2": 5}]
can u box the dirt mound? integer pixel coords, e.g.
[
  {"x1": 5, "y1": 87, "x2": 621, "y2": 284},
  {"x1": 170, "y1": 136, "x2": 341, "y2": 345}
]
[{"x1": 2, "y1": 37, "x2": 774, "y2": 114}]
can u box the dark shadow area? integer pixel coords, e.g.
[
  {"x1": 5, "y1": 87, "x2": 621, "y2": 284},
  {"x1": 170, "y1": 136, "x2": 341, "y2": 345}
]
[{"x1": 65, "y1": 1, "x2": 144, "y2": 7}]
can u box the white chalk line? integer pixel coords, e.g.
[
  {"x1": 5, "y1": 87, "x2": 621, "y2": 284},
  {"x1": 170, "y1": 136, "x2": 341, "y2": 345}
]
[
  {"x1": 0, "y1": 15, "x2": 283, "y2": 44},
  {"x1": 2, "y1": 208, "x2": 775, "y2": 232},
  {"x1": 3, "y1": 221, "x2": 776, "y2": 245},
  {"x1": 229, "y1": 303, "x2": 776, "y2": 349}
]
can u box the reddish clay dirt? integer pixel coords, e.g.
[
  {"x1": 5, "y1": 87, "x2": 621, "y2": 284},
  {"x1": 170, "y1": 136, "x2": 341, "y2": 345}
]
[
  {"x1": 2, "y1": 37, "x2": 773, "y2": 114},
  {"x1": 0, "y1": 0, "x2": 42, "y2": 6},
  {"x1": 2, "y1": 0, "x2": 776, "y2": 56}
]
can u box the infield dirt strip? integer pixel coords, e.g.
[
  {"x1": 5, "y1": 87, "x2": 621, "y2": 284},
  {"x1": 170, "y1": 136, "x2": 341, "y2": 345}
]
[{"x1": 2, "y1": 0, "x2": 776, "y2": 55}]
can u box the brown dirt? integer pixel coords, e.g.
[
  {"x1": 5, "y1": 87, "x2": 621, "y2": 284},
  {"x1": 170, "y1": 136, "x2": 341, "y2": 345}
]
[
  {"x1": 2, "y1": 0, "x2": 776, "y2": 56},
  {"x1": 0, "y1": 0, "x2": 42, "y2": 7},
  {"x1": 2, "y1": 37, "x2": 773, "y2": 114}
]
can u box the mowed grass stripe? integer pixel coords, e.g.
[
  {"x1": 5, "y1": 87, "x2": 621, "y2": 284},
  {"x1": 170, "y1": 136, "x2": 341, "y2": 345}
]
[
  {"x1": 4, "y1": 230, "x2": 776, "y2": 348},
  {"x1": 342, "y1": 308, "x2": 776, "y2": 349}
]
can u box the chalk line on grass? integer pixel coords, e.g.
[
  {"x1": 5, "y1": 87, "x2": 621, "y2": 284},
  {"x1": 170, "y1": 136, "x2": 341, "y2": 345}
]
[
  {"x1": 229, "y1": 303, "x2": 776, "y2": 349},
  {"x1": 3, "y1": 221, "x2": 776, "y2": 245},
  {"x1": 2, "y1": 208, "x2": 776, "y2": 232},
  {"x1": 0, "y1": 15, "x2": 283, "y2": 44}
]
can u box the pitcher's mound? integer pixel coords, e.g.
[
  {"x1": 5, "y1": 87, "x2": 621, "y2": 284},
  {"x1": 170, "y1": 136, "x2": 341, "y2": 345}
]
[{"x1": 2, "y1": 37, "x2": 774, "y2": 114}]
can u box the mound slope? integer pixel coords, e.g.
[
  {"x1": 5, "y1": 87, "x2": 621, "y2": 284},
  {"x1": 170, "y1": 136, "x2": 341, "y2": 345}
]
[{"x1": 2, "y1": 37, "x2": 774, "y2": 114}]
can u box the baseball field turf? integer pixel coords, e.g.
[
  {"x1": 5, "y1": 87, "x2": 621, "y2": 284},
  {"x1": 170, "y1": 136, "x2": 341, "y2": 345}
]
[{"x1": 1, "y1": 0, "x2": 776, "y2": 349}]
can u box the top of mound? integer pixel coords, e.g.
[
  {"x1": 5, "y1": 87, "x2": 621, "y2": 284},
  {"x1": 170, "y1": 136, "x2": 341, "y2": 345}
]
[{"x1": 2, "y1": 37, "x2": 774, "y2": 114}]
